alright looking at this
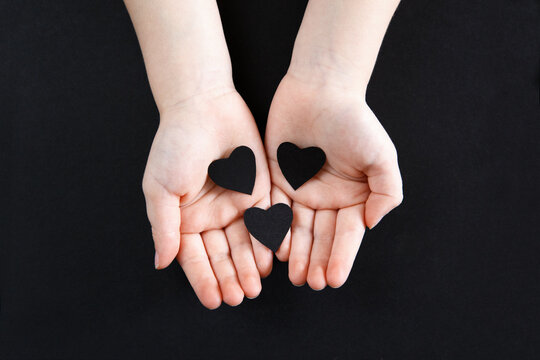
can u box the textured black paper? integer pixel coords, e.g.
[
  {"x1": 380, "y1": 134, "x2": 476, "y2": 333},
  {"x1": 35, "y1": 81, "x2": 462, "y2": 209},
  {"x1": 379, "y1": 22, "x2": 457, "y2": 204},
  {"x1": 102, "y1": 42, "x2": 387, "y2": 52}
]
[
  {"x1": 208, "y1": 146, "x2": 256, "y2": 195},
  {"x1": 244, "y1": 203, "x2": 293, "y2": 252},
  {"x1": 277, "y1": 142, "x2": 326, "y2": 190}
]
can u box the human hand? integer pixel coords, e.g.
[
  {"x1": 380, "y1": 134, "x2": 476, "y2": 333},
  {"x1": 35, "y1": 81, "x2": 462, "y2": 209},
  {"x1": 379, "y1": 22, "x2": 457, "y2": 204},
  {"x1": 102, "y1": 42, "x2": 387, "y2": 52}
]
[
  {"x1": 265, "y1": 73, "x2": 403, "y2": 290},
  {"x1": 143, "y1": 89, "x2": 273, "y2": 309}
]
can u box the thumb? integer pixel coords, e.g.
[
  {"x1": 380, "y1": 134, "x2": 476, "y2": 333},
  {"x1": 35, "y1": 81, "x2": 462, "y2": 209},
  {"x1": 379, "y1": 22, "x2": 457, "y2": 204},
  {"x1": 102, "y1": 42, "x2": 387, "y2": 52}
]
[
  {"x1": 143, "y1": 178, "x2": 181, "y2": 269},
  {"x1": 364, "y1": 155, "x2": 403, "y2": 229}
]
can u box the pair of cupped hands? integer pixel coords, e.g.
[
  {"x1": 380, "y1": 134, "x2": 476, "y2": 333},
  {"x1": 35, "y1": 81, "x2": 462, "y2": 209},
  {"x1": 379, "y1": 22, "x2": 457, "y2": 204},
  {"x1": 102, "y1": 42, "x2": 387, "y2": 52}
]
[{"x1": 142, "y1": 71, "x2": 403, "y2": 309}]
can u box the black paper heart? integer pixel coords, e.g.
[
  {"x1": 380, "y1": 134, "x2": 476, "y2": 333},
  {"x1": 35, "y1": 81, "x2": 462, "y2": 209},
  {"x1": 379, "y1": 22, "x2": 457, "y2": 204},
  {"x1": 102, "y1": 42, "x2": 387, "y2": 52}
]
[
  {"x1": 208, "y1": 146, "x2": 256, "y2": 195},
  {"x1": 277, "y1": 142, "x2": 326, "y2": 190},
  {"x1": 244, "y1": 203, "x2": 293, "y2": 252}
]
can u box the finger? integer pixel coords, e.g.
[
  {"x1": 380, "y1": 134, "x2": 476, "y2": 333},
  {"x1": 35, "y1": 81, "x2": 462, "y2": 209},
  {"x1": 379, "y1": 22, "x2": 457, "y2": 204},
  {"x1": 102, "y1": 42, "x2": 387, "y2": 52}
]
[
  {"x1": 177, "y1": 233, "x2": 221, "y2": 309},
  {"x1": 271, "y1": 186, "x2": 292, "y2": 262},
  {"x1": 364, "y1": 155, "x2": 403, "y2": 229},
  {"x1": 288, "y1": 202, "x2": 315, "y2": 286},
  {"x1": 225, "y1": 219, "x2": 262, "y2": 299},
  {"x1": 307, "y1": 209, "x2": 337, "y2": 290},
  {"x1": 143, "y1": 178, "x2": 181, "y2": 269},
  {"x1": 202, "y1": 230, "x2": 244, "y2": 307},
  {"x1": 327, "y1": 204, "x2": 365, "y2": 288},
  {"x1": 249, "y1": 198, "x2": 274, "y2": 278}
]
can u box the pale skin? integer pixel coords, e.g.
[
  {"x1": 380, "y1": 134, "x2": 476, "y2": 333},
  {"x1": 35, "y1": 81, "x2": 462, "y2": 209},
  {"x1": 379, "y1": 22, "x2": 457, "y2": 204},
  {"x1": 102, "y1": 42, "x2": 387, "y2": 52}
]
[
  {"x1": 267, "y1": 0, "x2": 403, "y2": 289},
  {"x1": 124, "y1": 0, "x2": 402, "y2": 308},
  {"x1": 124, "y1": 0, "x2": 273, "y2": 309}
]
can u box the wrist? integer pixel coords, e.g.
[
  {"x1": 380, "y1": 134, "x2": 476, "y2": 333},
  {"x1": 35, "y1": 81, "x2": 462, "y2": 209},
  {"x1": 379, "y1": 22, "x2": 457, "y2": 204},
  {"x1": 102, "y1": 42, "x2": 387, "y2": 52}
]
[
  {"x1": 154, "y1": 65, "x2": 235, "y2": 114},
  {"x1": 158, "y1": 82, "x2": 237, "y2": 120},
  {"x1": 287, "y1": 48, "x2": 369, "y2": 96},
  {"x1": 126, "y1": 0, "x2": 235, "y2": 113},
  {"x1": 288, "y1": 0, "x2": 400, "y2": 96}
]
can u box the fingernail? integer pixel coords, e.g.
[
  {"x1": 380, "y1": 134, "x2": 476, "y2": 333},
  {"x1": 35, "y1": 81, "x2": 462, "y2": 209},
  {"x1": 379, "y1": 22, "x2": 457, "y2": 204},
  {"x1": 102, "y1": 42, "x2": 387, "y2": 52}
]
[{"x1": 154, "y1": 252, "x2": 159, "y2": 269}]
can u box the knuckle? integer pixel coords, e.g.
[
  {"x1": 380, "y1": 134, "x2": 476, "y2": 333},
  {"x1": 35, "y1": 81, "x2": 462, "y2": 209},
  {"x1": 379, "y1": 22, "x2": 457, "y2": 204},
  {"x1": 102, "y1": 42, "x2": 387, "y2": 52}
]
[
  {"x1": 179, "y1": 252, "x2": 204, "y2": 268},
  {"x1": 199, "y1": 276, "x2": 217, "y2": 289},
  {"x1": 151, "y1": 227, "x2": 179, "y2": 241},
  {"x1": 314, "y1": 229, "x2": 334, "y2": 242},
  {"x1": 393, "y1": 192, "x2": 404, "y2": 207},
  {"x1": 292, "y1": 223, "x2": 312, "y2": 237},
  {"x1": 257, "y1": 254, "x2": 273, "y2": 271},
  {"x1": 232, "y1": 241, "x2": 253, "y2": 255},
  {"x1": 291, "y1": 260, "x2": 307, "y2": 275},
  {"x1": 222, "y1": 274, "x2": 239, "y2": 286},
  {"x1": 209, "y1": 251, "x2": 231, "y2": 265},
  {"x1": 235, "y1": 263, "x2": 255, "y2": 276},
  {"x1": 142, "y1": 175, "x2": 157, "y2": 198}
]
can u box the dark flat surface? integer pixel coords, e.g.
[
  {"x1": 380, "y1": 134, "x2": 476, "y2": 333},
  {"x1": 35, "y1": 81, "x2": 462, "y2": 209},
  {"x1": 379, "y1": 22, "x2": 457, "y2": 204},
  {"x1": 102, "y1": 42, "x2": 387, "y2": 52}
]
[{"x1": 2, "y1": 0, "x2": 539, "y2": 358}]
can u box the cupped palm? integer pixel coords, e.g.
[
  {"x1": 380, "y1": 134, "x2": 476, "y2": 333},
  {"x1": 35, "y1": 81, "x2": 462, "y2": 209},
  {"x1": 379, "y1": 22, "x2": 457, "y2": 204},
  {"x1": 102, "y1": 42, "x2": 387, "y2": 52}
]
[
  {"x1": 265, "y1": 75, "x2": 403, "y2": 290},
  {"x1": 143, "y1": 90, "x2": 273, "y2": 308}
]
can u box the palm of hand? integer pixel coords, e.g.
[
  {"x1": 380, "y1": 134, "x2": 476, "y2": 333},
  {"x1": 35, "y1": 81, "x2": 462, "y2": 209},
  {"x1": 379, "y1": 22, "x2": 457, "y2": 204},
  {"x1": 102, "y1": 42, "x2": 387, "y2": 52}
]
[
  {"x1": 143, "y1": 91, "x2": 272, "y2": 309},
  {"x1": 265, "y1": 76, "x2": 402, "y2": 290}
]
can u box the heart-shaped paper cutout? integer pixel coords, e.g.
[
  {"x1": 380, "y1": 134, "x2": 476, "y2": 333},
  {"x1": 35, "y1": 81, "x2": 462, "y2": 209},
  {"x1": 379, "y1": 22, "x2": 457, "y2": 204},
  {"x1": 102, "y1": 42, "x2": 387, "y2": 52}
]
[
  {"x1": 208, "y1": 146, "x2": 256, "y2": 195},
  {"x1": 277, "y1": 142, "x2": 326, "y2": 190},
  {"x1": 244, "y1": 203, "x2": 293, "y2": 252}
]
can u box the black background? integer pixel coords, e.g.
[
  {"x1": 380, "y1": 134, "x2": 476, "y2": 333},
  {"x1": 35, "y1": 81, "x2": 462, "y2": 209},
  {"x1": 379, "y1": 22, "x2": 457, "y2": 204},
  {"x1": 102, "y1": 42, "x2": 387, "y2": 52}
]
[{"x1": 2, "y1": 0, "x2": 540, "y2": 359}]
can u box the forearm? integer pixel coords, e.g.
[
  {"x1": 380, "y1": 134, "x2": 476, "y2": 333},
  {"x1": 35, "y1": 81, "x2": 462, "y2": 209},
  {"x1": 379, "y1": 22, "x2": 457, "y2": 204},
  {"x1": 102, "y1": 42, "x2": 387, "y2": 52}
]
[
  {"x1": 289, "y1": 0, "x2": 400, "y2": 92},
  {"x1": 124, "y1": 0, "x2": 233, "y2": 111}
]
